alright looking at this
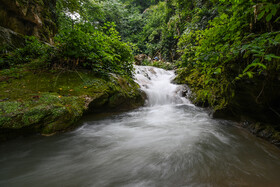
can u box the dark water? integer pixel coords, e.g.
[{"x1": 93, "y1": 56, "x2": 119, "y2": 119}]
[{"x1": 1, "y1": 66, "x2": 280, "y2": 187}]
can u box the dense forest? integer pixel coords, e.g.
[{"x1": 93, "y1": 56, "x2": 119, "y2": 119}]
[{"x1": 0, "y1": 0, "x2": 280, "y2": 142}]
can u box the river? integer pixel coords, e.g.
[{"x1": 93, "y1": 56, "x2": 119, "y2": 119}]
[{"x1": 1, "y1": 66, "x2": 280, "y2": 186}]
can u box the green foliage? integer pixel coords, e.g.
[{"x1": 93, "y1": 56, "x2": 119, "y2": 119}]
[
  {"x1": 54, "y1": 22, "x2": 133, "y2": 76},
  {"x1": 1, "y1": 0, "x2": 135, "y2": 77},
  {"x1": 133, "y1": 0, "x2": 215, "y2": 62},
  {"x1": 237, "y1": 31, "x2": 280, "y2": 79},
  {"x1": 54, "y1": 0, "x2": 135, "y2": 77},
  {"x1": 257, "y1": 2, "x2": 280, "y2": 22},
  {"x1": 141, "y1": 2, "x2": 167, "y2": 56},
  {"x1": 0, "y1": 36, "x2": 53, "y2": 69},
  {"x1": 119, "y1": 0, "x2": 161, "y2": 12},
  {"x1": 138, "y1": 1, "x2": 179, "y2": 61},
  {"x1": 176, "y1": 0, "x2": 280, "y2": 109},
  {"x1": 97, "y1": 0, "x2": 148, "y2": 54}
]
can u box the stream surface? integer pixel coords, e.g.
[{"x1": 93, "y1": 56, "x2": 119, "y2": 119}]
[{"x1": 1, "y1": 66, "x2": 280, "y2": 186}]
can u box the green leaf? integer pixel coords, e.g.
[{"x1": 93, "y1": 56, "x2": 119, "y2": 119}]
[
  {"x1": 258, "y1": 63, "x2": 267, "y2": 69},
  {"x1": 266, "y1": 13, "x2": 273, "y2": 22},
  {"x1": 243, "y1": 58, "x2": 260, "y2": 73},
  {"x1": 265, "y1": 55, "x2": 272, "y2": 61},
  {"x1": 266, "y1": 54, "x2": 280, "y2": 60},
  {"x1": 265, "y1": 5, "x2": 270, "y2": 13},
  {"x1": 241, "y1": 44, "x2": 249, "y2": 53},
  {"x1": 272, "y1": 7, "x2": 277, "y2": 16},
  {"x1": 220, "y1": 13, "x2": 228, "y2": 20},
  {"x1": 247, "y1": 72, "x2": 253, "y2": 78},
  {"x1": 275, "y1": 34, "x2": 280, "y2": 42},
  {"x1": 258, "y1": 10, "x2": 265, "y2": 20},
  {"x1": 214, "y1": 68, "x2": 222, "y2": 75}
]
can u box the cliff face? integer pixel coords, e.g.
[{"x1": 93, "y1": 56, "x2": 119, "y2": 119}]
[{"x1": 0, "y1": 0, "x2": 56, "y2": 44}]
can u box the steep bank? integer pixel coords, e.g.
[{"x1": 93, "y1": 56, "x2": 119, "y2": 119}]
[
  {"x1": 213, "y1": 70, "x2": 280, "y2": 147},
  {"x1": 0, "y1": 64, "x2": 145, "y2": 141},
  {"x1": 174, "y1": 69, "x2": 280, "y2": 147}
]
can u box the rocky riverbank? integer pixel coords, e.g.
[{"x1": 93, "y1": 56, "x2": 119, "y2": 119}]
[
  {"x1": 174, "y1": 69, "x2": 280, "y2": 148},
  {"x1": 0, "y1": 64, "x2": 145, "y2": 141}
]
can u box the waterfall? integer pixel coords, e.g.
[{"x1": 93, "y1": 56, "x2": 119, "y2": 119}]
[{"x1": 134, "y1": 65, "x2": 190, "y2": 106}]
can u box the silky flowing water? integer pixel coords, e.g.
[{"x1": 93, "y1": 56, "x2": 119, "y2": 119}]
[{"x1": 1, "y1": 66, "x2": 280, "y2": 186}]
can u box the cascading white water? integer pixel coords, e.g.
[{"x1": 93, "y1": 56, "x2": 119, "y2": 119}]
[
  {"x1": 1, "y1": 66, "x2": 280, "y2": 186},
  {"x1": 134, "y1": 65, "x2": 190, "y2": 106}
]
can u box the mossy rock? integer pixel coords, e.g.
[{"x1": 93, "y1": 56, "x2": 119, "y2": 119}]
[
  {"x1": 108, "y1": 93, "x2": 126, "y2": 108},
  {"x1": 0, "y1": 64, "x2": 145, "y2": 140},
  {"x1": 0, "y1": 26, "x2": 26, "y2": 49}
]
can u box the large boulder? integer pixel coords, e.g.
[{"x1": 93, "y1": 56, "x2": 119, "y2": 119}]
[
  {"x1": 213, "y1": 72, "x2": 280, "y2": 125},
  {"x1": 212, "y1": 71, "x2": 280, "y2": 147},
  {"x1": 0, "y1": 68, "x2": 146, "y2": 141}
]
